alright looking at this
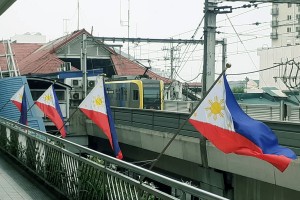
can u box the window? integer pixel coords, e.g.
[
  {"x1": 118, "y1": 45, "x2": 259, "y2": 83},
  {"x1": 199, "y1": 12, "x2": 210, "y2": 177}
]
[
  {"x1": 133, "y1": 90, "x2": 139, "y2": 100},
  {"x1": 296, "y1": 26, "x2": 300, "y2": 32},
  {"x1": 287, "y1": 27, "x2": 292, "y2": 32},
  {"x1": 116, "y1": 88, "x2": 120, "y2": 100},
  {"x1": 120, "y1": 87, "x2": 127, "y2": 100},
  {"x1": 287, "y1": 15, "x2": 292, "y2": 20},
  {"x1": 288, "y1": 3, "x2": 292, "y2": 8}
]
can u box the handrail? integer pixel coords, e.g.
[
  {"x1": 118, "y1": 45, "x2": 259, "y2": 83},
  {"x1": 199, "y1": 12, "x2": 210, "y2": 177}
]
[{"x1": 0, "y1": 116, "x2": 228, "y2": 200}]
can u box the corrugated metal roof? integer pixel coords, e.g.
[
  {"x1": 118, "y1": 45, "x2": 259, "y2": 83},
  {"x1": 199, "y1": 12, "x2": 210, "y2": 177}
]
[
  {"x1": 262, "y1": 87, "x2": 287, "y2": 97},
  {"x1": 0, "y1": 76, "x2": 46, "y2": 131}
]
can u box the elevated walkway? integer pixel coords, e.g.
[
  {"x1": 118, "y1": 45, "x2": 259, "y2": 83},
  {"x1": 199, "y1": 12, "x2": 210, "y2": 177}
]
[
  {"x1": 0, "y1": 116, "x2": 226, "y2": 200},
  {"x1": 0, "y1": 151, "x2": 57, "y2": 200}
]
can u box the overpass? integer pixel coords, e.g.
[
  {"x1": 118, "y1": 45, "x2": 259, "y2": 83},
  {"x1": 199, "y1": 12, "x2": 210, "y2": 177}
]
[
  {"x1": 0, "y1": 105, "x2": 299, "y2": 199},
  {"x1": 75, "y1": 107, "x2": 300, "y2": 200}
]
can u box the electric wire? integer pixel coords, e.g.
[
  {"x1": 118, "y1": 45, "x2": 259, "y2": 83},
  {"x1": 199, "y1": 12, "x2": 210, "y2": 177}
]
[{"x1": 226, "y1": 14, "x2": 262, "y2": 72}]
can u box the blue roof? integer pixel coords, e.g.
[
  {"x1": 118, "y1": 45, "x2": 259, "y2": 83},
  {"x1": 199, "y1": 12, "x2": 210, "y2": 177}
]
[
  {"x1": 0, "y1": 76, "x2": 46, "y2": 131},
  {"x1": 32, "y1": 69, "x2": 104, "y2": 80}
]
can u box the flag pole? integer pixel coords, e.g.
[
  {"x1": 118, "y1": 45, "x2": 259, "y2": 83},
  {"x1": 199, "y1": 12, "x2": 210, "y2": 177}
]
[
  {"x1": 26, "y1": 81, "x2": 57, "y2": 114},
  {"x1": 0, "y1": 83, "x2": 27, "y2": 112},
  {"x1": 147, "y1": 63, "x2": 231, "y2": 172},
  {"x1": 53, "y1": 108, "x2": 80, "y2": 137},
  {"x1": 0, "y1": 99, "x2": 12, "y2": 112}
]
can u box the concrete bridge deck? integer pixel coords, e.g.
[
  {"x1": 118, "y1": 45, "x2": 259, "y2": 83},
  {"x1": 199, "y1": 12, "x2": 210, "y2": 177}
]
[{"x1": 0, "y1": 151, "x2": 57, "y2": 200}]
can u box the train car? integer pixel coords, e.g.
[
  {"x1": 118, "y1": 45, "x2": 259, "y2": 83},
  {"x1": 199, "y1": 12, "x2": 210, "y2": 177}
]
[{"x1": 105, "y1": 78, "x2": 164, "y2": 110}]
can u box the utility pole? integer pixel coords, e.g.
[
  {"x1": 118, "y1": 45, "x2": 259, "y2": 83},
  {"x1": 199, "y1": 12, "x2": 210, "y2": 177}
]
[
  {"x1": 222, "y1": 38, "x2": 227, "y2": 71},
  {"x1": 162, "y1": 45, "x2": 179, "y2": 100},
  {"x1": 170, "y1": 46, "x2": 174, "y2": 80},
  {"x1": 162, "y1": 45, "x2": 179, "y2": 81},
  {"x1": 201, "y1": 0, "x2": 231, "y2": 168},
  {"x1": 202, "y1": 0, "x2": 218, "y2": 97}
]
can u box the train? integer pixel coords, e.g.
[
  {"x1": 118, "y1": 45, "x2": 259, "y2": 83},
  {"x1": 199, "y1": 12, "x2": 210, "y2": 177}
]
[
  {"x1": 66, "y1": 76, "x2": 164, "y2": 110},
  {"x1": 105, "y1": 78, "x2": 164, "y2": 110}
]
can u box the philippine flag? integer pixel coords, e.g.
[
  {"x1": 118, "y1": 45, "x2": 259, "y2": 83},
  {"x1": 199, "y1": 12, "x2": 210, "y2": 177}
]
[
  {"x1": 10, "y1": 85, "x2": 28, "y2": 125},
  {"x1": 189, "y1": 75, "x2": 297, "y2": 172},
  {"x1": 79, "y1": 76, "x2": 123, "y2": 159},
  {"x1": 36, "y1": 85, "x2": 66, "y2": 138}
]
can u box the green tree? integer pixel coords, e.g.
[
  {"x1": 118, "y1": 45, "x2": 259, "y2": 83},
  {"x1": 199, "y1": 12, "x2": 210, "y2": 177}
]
[{"x1": 232, "y1": 86, "x2": 245, "y2": 93}]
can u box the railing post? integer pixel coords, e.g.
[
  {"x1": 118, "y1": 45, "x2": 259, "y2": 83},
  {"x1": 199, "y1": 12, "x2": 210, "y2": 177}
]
[
  {"x1": 280, "y1": 100, "x2": 284, "y2": 121},
  {"x1": 9, "y1": 130, "x2": 19, "y2": 157},
  {"x1": 0, "y1": 124, "x2": 7, "y2": 150}
]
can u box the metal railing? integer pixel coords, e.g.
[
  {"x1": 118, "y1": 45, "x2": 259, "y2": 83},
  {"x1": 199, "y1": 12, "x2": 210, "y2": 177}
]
[
  {"x1": 110, "y1": 106, "x2": 300, "y2": 155},
  {"x1": 239, "y1": 103, "x2": 280, "y2": 121},
  {"x1": 0, "y1": 116, "x2": 227, "y2": 200},
  {"x1": 169, "y1": 101, "x2": 300, "y2": 122}
]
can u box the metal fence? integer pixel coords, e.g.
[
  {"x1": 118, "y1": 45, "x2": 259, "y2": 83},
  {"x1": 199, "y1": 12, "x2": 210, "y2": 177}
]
[
  {"x1": 239, "y1": 103, "x2": 281, "y2": 121},
  {"x1": 0, "y1": 116, "x2": 227, "y2": 200},
  {"x1": 165, "y1": 101, "x2": 300, "y2": 122},
  {"x1": 111, "y1": 106, "x2": 300, "y2": 156}
]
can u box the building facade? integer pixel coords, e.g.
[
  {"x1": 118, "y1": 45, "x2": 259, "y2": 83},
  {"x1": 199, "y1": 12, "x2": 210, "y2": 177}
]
[
  {"x1": 258, "y1": 3, "x2": 300, "y2": 90},
  {"x1": 271, "y1": 3, "x2": 300, "y2": 47}
]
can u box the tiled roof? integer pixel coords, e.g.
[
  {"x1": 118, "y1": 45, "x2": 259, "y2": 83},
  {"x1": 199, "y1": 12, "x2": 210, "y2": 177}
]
[
  {"x1": 111, "y1": 54, "x2": 171, "y2": 83},
  {"x1": 187, "y1": 82, "x2": 201, "y2": 87},
  {"x1": 0, "y1": 43, "x2": 42, "y2": 71},
  {"x1": 18, "y1": 30, "x2": 89, "y2": 75},
  {"x1": 1, "y1": 29, "x2": 172, "y2": 84},
  {"x1": 18, "y1": 29, "x2": 114, "y2": 75}
]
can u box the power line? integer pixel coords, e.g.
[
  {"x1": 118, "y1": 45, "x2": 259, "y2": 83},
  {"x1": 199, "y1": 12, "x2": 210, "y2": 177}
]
[
  {"x1": 226, "y1": 14, "x2": 258, "y2": 68},
  {"x1": 227, "y1": 63, "x2": 281, "y2": 76}
]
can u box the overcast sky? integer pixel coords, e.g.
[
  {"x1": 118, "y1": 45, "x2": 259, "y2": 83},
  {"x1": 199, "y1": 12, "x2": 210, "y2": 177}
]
[{"x1": 0, "y1": 0, "x2": 272, "y2": 82}]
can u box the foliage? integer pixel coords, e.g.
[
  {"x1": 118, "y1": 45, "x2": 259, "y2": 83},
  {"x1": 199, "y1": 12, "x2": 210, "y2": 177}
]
[{"x1": 232, "y1": 86, "x2": 245, "y2": 93}]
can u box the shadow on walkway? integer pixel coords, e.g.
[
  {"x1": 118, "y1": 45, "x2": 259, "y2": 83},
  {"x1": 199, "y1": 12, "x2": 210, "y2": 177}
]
[{"x1": 0, "y1": 151, "x2": 58, "y2": 200}]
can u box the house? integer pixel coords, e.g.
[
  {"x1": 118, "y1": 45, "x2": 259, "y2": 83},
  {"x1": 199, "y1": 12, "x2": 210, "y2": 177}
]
[{"x1": 0, "y1": 29, "x2": 170, "y2": 83}]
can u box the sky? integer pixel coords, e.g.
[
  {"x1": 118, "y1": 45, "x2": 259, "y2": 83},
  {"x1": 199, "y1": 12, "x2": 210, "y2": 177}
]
[{"x1": 0, "y1": 0, "x2": 272, "y2": 82}]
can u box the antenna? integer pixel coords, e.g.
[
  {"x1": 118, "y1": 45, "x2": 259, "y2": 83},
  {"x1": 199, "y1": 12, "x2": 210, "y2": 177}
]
[
  {"x1": 128, "y1": 0, "x2": 130, "y2": 57},
  {"x1": 120, "y1": 0, "x2": 130, "y2": 57},
  {"x1": 63, "y1": 19, "x2": 70, "y2": 35},
  {"x1": 77, "y1": 0, "x2": 80, "y2": 30}
]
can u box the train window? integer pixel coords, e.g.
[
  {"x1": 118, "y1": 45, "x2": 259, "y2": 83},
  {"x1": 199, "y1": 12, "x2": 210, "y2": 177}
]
[
  {"x1": 116, "y1": 88, "x2": 120, "y2": 100},
  {"x1": 55, "y1": 90, "x2": 65, "y2": 101},
  {"x1": 31, "y1": 90, "x2": 65, "y2": 101},
  {"x1": 120, "y1": 87, "x2": 124, "y2": 100},
  {"x1": 31, "y1": 91, "x2": 45, "y2": 101},
  {"x1": 106, "y1": 88, "x2": 114, "y2": 94},
  {"x1": 124, "y1": 88, "x2": 128, "y2": 99},
  {"x1": 133, "y1": 90, "x2": 139, "y2": 100},
  {"x1": 120, "y1": 87, "x2": 127, "y2": 100}
]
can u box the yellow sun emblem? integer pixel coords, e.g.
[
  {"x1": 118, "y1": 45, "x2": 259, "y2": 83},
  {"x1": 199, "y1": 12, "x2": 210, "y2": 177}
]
[
  {"x1": 18, "y1": 94, "x2": 23, "y2": 101},
  {"x1": 193, "y1": 112, "x2": 197, "y2": 117},
  {"x1": 205, "y1": 96, "x2": 225, "y2": 120},
  {"x1": 44, "y1": 94, "x2": 52, "y2": 102},
  {"x1": 93, "y1": 96, "x2": 103, "y2": 107}
]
